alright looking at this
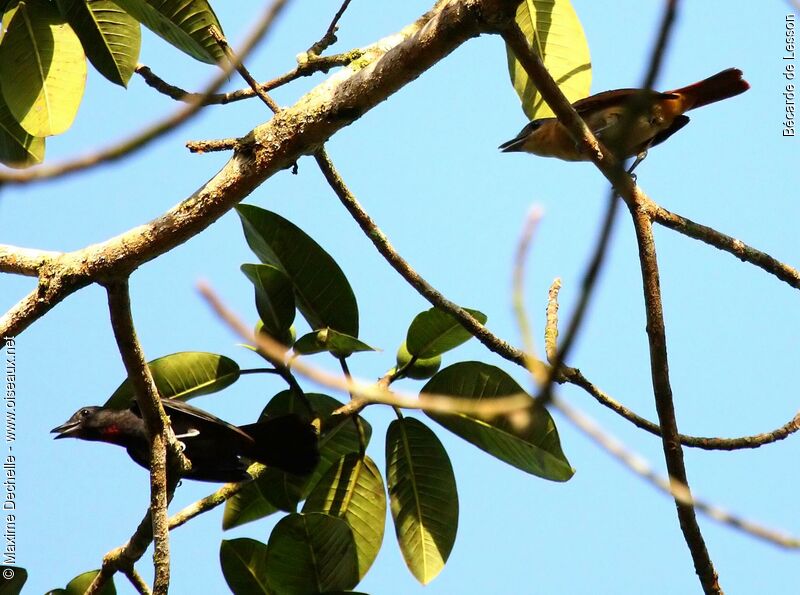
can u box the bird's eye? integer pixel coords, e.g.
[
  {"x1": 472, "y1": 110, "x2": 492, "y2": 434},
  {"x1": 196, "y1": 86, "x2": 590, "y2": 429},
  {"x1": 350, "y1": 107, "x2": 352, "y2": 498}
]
[{"x1": 80, "y1": 408, "x2": 91, "y2": 417}]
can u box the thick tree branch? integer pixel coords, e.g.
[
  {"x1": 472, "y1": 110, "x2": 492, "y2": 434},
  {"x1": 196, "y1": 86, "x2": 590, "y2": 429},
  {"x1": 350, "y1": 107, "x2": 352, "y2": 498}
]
[{"x1": 0, "y1": 0, "x2": 522, "y2": 343}]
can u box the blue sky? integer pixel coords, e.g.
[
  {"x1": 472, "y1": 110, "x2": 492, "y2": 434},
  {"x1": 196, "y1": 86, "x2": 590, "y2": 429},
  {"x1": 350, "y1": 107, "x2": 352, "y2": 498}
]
[{"x1": 2, "y1": 1, "x2": 798, "y2": 593}]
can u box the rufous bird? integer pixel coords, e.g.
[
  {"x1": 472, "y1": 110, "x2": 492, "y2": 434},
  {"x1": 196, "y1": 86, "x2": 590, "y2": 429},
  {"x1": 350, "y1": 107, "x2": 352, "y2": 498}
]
[{"x1": 500, "y1": 68, "x2": 749, "y2": 170}]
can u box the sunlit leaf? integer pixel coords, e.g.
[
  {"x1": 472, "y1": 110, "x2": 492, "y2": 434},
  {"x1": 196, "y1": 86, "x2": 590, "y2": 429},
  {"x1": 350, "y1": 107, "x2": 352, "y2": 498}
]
[
  {"x1": 303, "y1": 454, "x2": 386, "y2": 578},
  {"x1": 386, "y1": 418, "x2": 458, "y2": 585},
  {"x1": 0, "y1": 0, "x2": 87, "y2": 136},
  {"x1": 56, "y1": 0, "x2": 140, "y2": 86},
  {"x1": 112, "y1": 0, "x2": 223, "y2": 64},
  {"x1": 423, "y1": 362, "x2": 574, "y2": 481},
  {"x1": 222, "y1": 480, "x2": 279, "y2": 530},
  {"x1": 266, "y1": 513, "x2": 358, "y2": 594},
  {"x1": 105, "y1": 351, "x2": 240, "y2": 409},
  {"x1": 506, "y1": 0, "x2": 591, "y2": 119}
]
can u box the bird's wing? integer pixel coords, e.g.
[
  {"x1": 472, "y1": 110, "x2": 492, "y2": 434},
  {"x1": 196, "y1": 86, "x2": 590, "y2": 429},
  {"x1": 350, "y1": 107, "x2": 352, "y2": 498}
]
[
  {"x1": 131, "y1": 398, "x2": 255, "y2": 445},
  {"x1": 572, "y1": 89, "x2": 677, "y2": 115}
]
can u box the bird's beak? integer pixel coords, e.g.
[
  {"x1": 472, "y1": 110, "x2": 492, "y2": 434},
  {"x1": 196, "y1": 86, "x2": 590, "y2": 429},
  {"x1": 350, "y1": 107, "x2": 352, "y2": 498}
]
[{"x1": 51, "y1": 420, "x2": 81, "y2": 439}]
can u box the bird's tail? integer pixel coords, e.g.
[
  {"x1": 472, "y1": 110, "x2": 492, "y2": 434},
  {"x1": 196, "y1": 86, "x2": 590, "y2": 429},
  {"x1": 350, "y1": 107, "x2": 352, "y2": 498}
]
[
  {"x1": 241, "y1": 414, "x2": 320, "y2": 475},
  {"x1": 669, "y1": 68, "x2": 749, "y2": 111}
]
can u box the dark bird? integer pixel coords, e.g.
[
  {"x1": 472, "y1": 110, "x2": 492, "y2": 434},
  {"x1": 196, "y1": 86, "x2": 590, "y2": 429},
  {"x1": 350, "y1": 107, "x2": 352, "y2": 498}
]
[
  {"x1": 500, "y1": 68, "x2": 749, "y2": 169},
  {"x1": 52, "y1": 399, "x2": 319, "y2": 483}
]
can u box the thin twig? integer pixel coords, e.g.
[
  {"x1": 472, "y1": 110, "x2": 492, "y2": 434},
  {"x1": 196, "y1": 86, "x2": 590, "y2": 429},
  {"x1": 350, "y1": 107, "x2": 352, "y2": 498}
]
[
  {"x1": 552, "y1": 396, "x2": 800, "y2": 549},
  {"x1": 565, "y1": 368, "x2": 800, "y2": 450},
  {"x1": 135, "y1": 50, "x2": 362, "y2": 105},
  {"x1": 511, "y1": 205, "x2": 547, "y2": 384},
  {"x1": 122, "y1": 568, "x2": 153, "y2": 595},
  {"x1": 313, "y1": 147, "x2": 528, "y2": 368},
  {"x1": 197, "y1": 281, "x2": 532, "y2": 419},
  {"x1": 650, "y1": 205, "x2": 800, "y2": 290},
  {"x1": 209, "y1": 27, "x2": 281, "y2": 114},
  {"x1": 307, "y1": 0, "x2": 354, "y2": 56}
]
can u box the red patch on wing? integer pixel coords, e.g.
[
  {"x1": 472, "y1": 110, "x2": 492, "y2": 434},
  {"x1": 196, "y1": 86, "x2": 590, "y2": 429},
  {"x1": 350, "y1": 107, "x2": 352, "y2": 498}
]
[{"x1": 102, "y1": 424, "x2": 121, "y2": 436}]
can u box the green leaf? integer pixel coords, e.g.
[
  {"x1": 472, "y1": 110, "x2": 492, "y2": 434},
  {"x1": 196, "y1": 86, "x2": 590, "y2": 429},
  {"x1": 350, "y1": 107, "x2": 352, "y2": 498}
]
[
  {"x1": 303, "y1": 454, "x2": 386, "y2": 579},
  {"x1": 222, "y1": 480, "x2": 279, "y2": 530},
  {"x1": 242, "y1": 264, "x2": 296, "y2": 342},
  {"x1": 55, "y1": 0, "x2": 140, "y2": 86},
  {"x1": 237, "y1": 205, "x2": 359, "y2": 337},
  {"x1": 105, "y1": 351, "x2": 240, "y2": 409},
  {"x1": 46, "y1": 570, "x2": 116, "y2": 595},
  {"x1": 0, "y1": 89, "x2": 44, "y2": 167},
  {"x1": 0, "y1": 0, "x2": 87, "y2": 136},
  {"x1": 385, "y1": 418, "x2": 458, "y2": 585},
  {"x1": 0, "y1": 567, "x2": 27, "y2": 595},
  {"x1": 406, "y1": 307, "x2": 487, "y2": 358},
  {"x1": 422, "y1": 362, "x2": 573, "y2": 481},
  {"x1": 266, "y1": 513, "x2": 359, "y2": 595},
  {"x1": 111, "y1": 0, "x2": 223, "y2": 64},
  {"x1": 256, "y1": 391, "x2": 372, "y2": 511},
  {"x1": 220, "y1": 538, "x2": 271, "y2": 595},
  {"x1": 294, "y1": 328, "x2": 377, "y2": 358},
  {"x1": 506, "y1": 0, "x2": 592, "y2": 119}
]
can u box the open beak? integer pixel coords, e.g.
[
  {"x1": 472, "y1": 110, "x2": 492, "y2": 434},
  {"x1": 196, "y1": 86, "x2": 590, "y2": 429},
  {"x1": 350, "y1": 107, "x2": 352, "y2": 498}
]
[{"x1": 51, "y1": 420, "x2": 81, "y2": 439}]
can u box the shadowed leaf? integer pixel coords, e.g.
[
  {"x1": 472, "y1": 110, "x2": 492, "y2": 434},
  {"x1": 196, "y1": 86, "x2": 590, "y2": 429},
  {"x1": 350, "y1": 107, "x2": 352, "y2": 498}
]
[
  {"x1": 423, "y1": 362, "x2": 573, "y2": 481},
  {"x1": 220, "y1": 538, "x2": 270, "y2": 595},
  {"x1": 303, "y1": 454, "x2": 386, "y2": 578},
  {"x1": 237, "y1": 205, "x2": 359, "y2": 337},
  {"x1": 406, "y1": 306, "x2": 487, "y2": 358},
  {"x1": 266, "y1": 513, "x2": 358, "y2": 594}
]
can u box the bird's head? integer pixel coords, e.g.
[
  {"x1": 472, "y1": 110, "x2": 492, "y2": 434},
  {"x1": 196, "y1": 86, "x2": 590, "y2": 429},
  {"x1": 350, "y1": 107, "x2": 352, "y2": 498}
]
[{"x1": 51, "y1": 406, "x2": 139, "y2": 444}]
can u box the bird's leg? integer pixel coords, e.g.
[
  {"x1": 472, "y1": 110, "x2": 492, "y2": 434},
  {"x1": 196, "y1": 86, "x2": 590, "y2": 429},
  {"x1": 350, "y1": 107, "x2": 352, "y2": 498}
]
[{"x1": 627, "y1": 149, "x2": 648, "y2": 175}]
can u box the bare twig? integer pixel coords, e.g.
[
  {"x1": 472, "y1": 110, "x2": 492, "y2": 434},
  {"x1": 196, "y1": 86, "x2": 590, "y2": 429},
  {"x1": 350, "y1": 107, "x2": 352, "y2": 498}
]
[
  {"x1": 209, "y1": 27, "x2": 282, "y2": 114},
  {"x1": 511, "y1": 205, "x2": 547, "y2": 383},
  {"x1": 313, "y1": 147, "x2": 528, "y2": 368},
  {"x1": 197, "y1": 281, "x2": 532, "y2": 419},
  {"x1": 122, "y1": 568, "x2": 152, "y2": 595},
  {"x1": 553, "y1": 396, "x2": 800, "y2": 549},
  {"x1": 307, "y1": 0, "x2": 355, "y2": 56},
  {"x1": 565, "y1": 369, "x2": 800, "y2": 450},
  {"x1": 650, "y1": 205, "x2": 800, "y2": 290},
  {"x1": 136, "y1": 50, "x2": 362, "y2": 105}
]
